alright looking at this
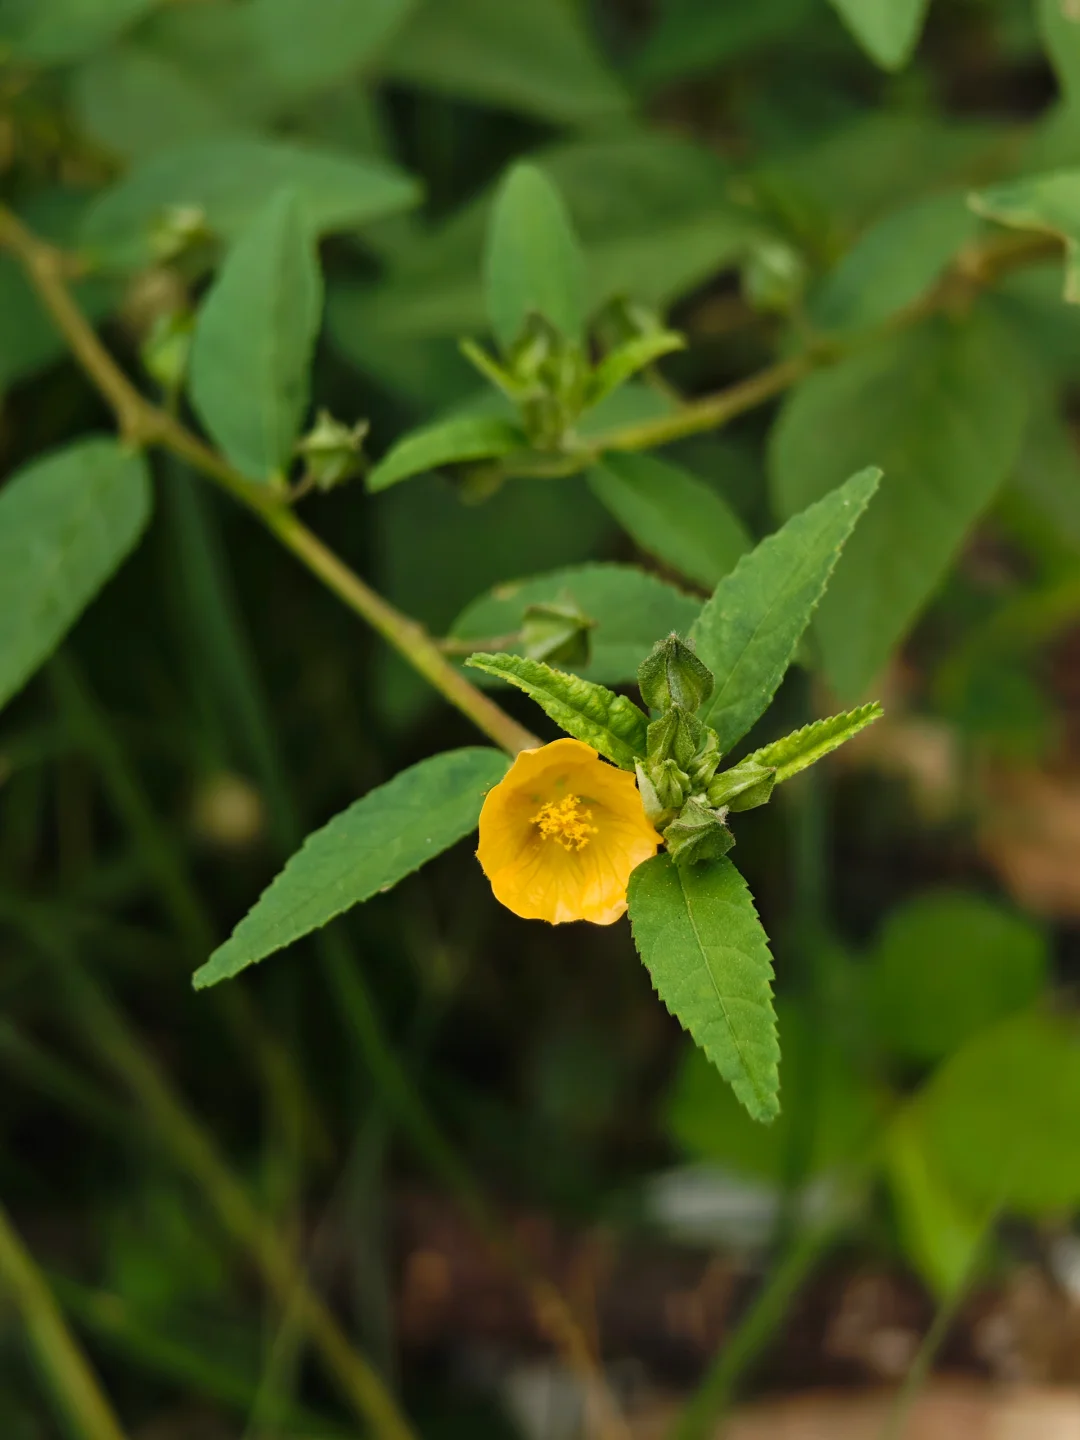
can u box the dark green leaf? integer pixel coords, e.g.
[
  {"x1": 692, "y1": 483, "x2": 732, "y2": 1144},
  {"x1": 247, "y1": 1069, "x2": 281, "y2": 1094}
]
[
  {"x1": 189, "y1": 189, "x2": 322, "y2": 483},
  {"x1": 869, "y1": 891, "x2": 1048, "y2": 1065},
  {"x1": 972, "y1": 172, "x2": 1080, "y2": 302},
  {"x1": 367, "y1": 416, "x2": 525, "y2": 493},
  {"x1": 771, "y1": 312, "x2": 1028, "y2": 699},
  {"x1": 250, "y1": 0, "x2": 413, "y2": 97},
  {"x1": 484, "y1": 163, "x2": 586, "y2": 350},
  {"x1": 193, "y1": 748, "x2": 508, "y2": 988},
  {"x1": 81, "y1": 138, "x2": 420, "y2": 271},
  {"x1": 0, "y1": 0, "x2": 155, "y2": 65},
  {"x1": 451, "y1": 563, "x2": 701, "y2": 687},
  {"x1": 632, "y1": 0, "x2": 816, "y2": 89},
  {"x1": 0, "y1": 439, "x2": 151, "y2": 712},
  {"x1": 465, "y1": 653, "x2": 648, "y2": 769},
  {"x1": 743, "y1": 702, "x2": 883, "y2": 784},
  {"x1": 588, "y1": 454, "x2": 750, "y2": 591},
  {"x1": 380, "y1": 0, "x2": 628, "y2": 124},
  {"x1": 828, "y1": 0, "x2": 931, "y2": 70},
  {"x1": 629, "y1": 854, "x2": 779, "y2": 1124},
  {"x1": 691, "y1": 468, "x2": 880, "y2": 752}
]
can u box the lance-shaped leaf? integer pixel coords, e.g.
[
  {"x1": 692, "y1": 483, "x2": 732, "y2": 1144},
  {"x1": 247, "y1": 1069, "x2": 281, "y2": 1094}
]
[
  {"x1": 629, "y1": 854, "x2": 780, "y2": 1123},
  {"x1": 367, "y1": 414, "x2": 525, "y2": 493},
  {"x1": 466, "y1": 652, "x2": 648, "y2": 768},
  {"x1": 690, "y1": 467, "x2": 880, "y2": 752},
  {"x1": 189, "y1": 187, "x2": 322, "y2": 482},
  {"x1": 743, "y1": 702, "x2": 883, "y2": 784},
  {"x1": 971, "y1": 173, "x2": 1080, "y2": 303},
  {"x1": 0, "y1": 438, "x2": 151, "y2": 713},
  {"x1": 193, "y1": 747, "x2": 508, "y2": 988}
]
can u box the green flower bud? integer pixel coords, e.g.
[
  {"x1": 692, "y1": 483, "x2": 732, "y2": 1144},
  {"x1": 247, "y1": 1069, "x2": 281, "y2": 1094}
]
[
  {"x1": 707, "y1": 759, "x2": 776, "y2": 813},
  {"x1": 520, "y1": 596, "x2": 594, "y2": 667},
  {"x1": 638, "y1": 633, "x2": 714, "y2": 714},
  {"x1": 647, "y1": 705, "x2": 702, "y2": 770},
  {"x1": 664, "y1": 797, "x2": 735, "y2": 867},
  {"x1": 635, "y1": 759, "x2": 685, "y2": 830},
  {"x1": 296, "y1": 409, "x2": 369, "y2": 492},
  {"x1": 687, "y1": 726, "x2": 722, "y2": 791}
]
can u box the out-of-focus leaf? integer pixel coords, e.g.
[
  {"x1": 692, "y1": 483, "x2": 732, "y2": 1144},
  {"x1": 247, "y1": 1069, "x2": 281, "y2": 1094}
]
[
  {"x1": 189, "y1": 189, "x2": 322, "y2": 483},
  {"x1": 885, "y1": 1106, "x2": 988, "y2": 1299},
  {"x1": 587, "y1": 454, "x2": 750, "y2": 591},
  {"x1": 771, "y1": 312, "x2": 1028, "y2": 699},
  {"x1": 133, "y1": 3, "x2": 283, "y2": 125},
  {"x1": 1011, "y1": 399, "x2": 1080, "y2": 549},
  {"x1": 346, "y1": 135, "x2": 755, "y2": 339},
  {"x1": 465, "y1": 653, "x2": 648, "y2": 769},
  {"x1": 972, "y1": 171, "x2": 1080, "y2": 302},
  {"x1": 194, "y1": 748, "x2": 508, "y2": 988},
  {"x1": 484, "y1": 163, "x2": 586, "y2": 350},
  {"x1": 691, "y1": 468, "x2": 880, "y2": 753},
  {"x1": 70, "y1": 45, "x2": 242, "y2": 163},
  {"x1": 0, "y1": 0, "x2": 156, "y2": 65},
  {"x1": 250, "y1": 0, "x2": 413, "y2": 97},
  {"x1": 811, "y1": 191, "x2": 979, "y2": 332},
  {"x1": 0, "y1": 439, "x2": 151, "y2": 712},
  {"x1": 632, "y1": 0, "x2": 816, "y2": 88},
  {"x1": 368, "y1": 416, "x2": 525, "y2": 493},
  {"x1": 868, "y1": 891, "x2": 1048, "y2": 1066},
  {"x1": 1038, "y1": 0, "x2": 1080, "y2": 103},
  {"x1": 921, "y1": 1011, "x2": 1080, "y2": 1216},
  {"x1": 380, "y1": 0, "x2": 628, "y2": 124},
  {"x1": 80, "y1": 138, "x2": 420, "y2": 270},
  {"x1": 451, "y1": 564, "x2": 701, "y2": 688},
  {"x1": 828, "y1": 0, "x2": 931, "y2": 70},
  {"x1": 629, "y1": 854, "x2": 779, "y2": 1124},
  {"x1": 585, "y1": 331, "x2": 685, "y2": 410}
]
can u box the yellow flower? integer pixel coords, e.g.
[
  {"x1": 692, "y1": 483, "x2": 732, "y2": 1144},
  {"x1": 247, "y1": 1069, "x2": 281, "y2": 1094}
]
[{"x1": 477, "y1": 737, "x2": 661, "y2": 925}]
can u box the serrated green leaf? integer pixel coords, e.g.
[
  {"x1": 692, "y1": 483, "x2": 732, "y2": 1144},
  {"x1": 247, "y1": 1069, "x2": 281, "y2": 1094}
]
[
  {"x1": 484, "y1": 163, "x2": 587, "y2": 350},
  {"x1": 0, "y1": 439, "x2": 151, "y2": 713},
  {"x1": 586, "y1": 331, "x2": 685, "y2": 410},
  {"x1": 451, "y1": 564, "x2": 702, "y2": 687},
  {"x1": 770, "y1": 313, "x2": 1029, "y2": 699},
  {"x1": 587, "y1": 454, "x2": 751, "y2": 591},
  {"x1": 743, "y1": 702, "x2": 883, "y2": 784},
  {"x1": 691, "y1": 467, "x2": 880, "y2": 752},
  {"x1": 869, "y1": 891, "x2": 1048, "y2": 1066},
  {"x1": 629, "y1": 854, "x2": 779, "y2": 1124},
  {"x1": 465, "y1": 653, "x2": 648, "y2": 769},
  {"x1": 80, "y1": 138, "x2": 420, "y2": 272},
  {"x1": 971, "y1": 172, "x2": 1080, "y2": 302},
  {"x1": 193, "y1": 747, "x2": 508, "y2": 989},
  {"x1": 189, "y1": 188, "x2": 322, "y2": 483},
  {"x1": 0, "y1": 0, "x2": 156, "y2": 65},
  {"x1": 380, "y1": 0, "x2": 628, "y2": 124},
  {"x1": 828, "y1": 0, "x2": 931, "y2": 70},
  {"x1": 249, "y1": 0, "x2": 413, "y2": 97},
  {"x1": 367, "y1": 416, "x2": 525, "y2": 493},
  {"x1": 920, "y1": 1011, "x2": 1080, "y2": 1216}
]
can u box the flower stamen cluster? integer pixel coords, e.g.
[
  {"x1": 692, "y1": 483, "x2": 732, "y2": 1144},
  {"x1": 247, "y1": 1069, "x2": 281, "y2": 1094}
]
[{"x1": 531, "y1": 794, "x2": 598, "y2": 851}]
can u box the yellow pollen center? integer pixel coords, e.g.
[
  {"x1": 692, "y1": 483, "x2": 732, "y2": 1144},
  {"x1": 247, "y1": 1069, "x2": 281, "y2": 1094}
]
[{"x1": 531, "y1": 794, "x2": 598, "y2": 852}]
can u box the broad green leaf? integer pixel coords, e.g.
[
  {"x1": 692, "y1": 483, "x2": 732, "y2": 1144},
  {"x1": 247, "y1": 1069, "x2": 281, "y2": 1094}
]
[
  {"x1": 0, "y1": 0, "x2": 155, "y2": 65},
  {"x1": 343, "y1": 135, "x2": 755, "y2": 339},
  {"x1": 133, "y1": 2, "x2": 284, "y2": 126},
  {"x1": 451, "y1": 564, "x2": 702, "y2": 687},
  {"x1": 1011, "y1": 398, "x2": 1080, "y2": 550},
  {"x1": 250, "y1": 0, "x2": 413, "y2": 97},
  {"x1": 921, "y1": 1012, "x2": 1080, "y2": 1215},
  {"x1": 668, "y1": 1000, "x2": 876, "y2": 1181},
  {"x1": 193, "y1": 747, "x2": 508, "y2": 988},
  {"x1": 0, "y1": 439, "x2": 151, "y2": 712},
  {"x1": 484, "y1": 164, "x2": 586, "y2": 350},
  {"x1": 587, "y1": 454, "x2": 750, "y2": 592},
  {"x1": 971, "y1": 172, "x2": 1080, "y2": 302},
  {"x1": 367, "y1": 416, "x2": 525, "y2": 493},
  {"x1": 632, "y1": 0, "x2": 816, "y2": 88},
  {"x1": 691, "y1": 467, "x2": 880, "y2": 752},
  {"x1": 465, "y1": 653, "x2": 647, "y2": 769},
  {"x1": 743, "y1": 702, "x2": 883, "y2": 784},
  {"x1": 771, "y1": 312, "x2": 1028, "y2": 699},
  {"x1": 885, "y1": 1106, "x2": 988, "y2": 1299},
  {"x1": 828, "y1": 0, "x2": 931, "y2": 70},
  {"x1": 189, "y1": 189, "x2": 322, "y2": 483},
  {"x1": 380, "y1": 0, "x2": 628, "y2": 124},
  {"x1": 811, "y1": 192, "x2": 979, "y2": 332},
  {"x1": 868, "y1": 891, "x2": 1048, "y2": 1065},
  {"x1": 81, "y1": 139, "x2": 420, "y2": 271},
  {"x1": 629, "y1": 854, "x2": 779, "y2": 1124},
  {"x1": 71, "y1": 45, "x2": 241, "y2": 163}
]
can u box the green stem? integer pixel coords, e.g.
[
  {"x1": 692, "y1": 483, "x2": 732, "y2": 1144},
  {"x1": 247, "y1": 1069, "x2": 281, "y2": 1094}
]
[{"x1": 0, "y1": 1200, "x2": 129, "y2": 1440}]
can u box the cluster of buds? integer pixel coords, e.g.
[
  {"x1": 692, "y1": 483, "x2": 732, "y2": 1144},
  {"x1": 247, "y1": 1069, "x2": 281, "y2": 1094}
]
[{"x1": 635, "y1": 635, "x2": 777, "y2": 867}]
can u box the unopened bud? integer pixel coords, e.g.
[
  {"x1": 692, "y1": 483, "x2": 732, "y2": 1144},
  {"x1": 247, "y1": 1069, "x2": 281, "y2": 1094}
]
[
  {"x1": 647, "y1": 705, "x2": 702, "y2": 770},
  {"x1": 296, "y1": 409, "x2": 369, "y2": 492},
  {"x1": 664, "y1": 797, "x2": 734, "y2": 867},
  {"x1": 707, "y1": 759, "x2": 776, "y2": 812},
  {"x1": 638, "y1": 634, "x2": 714, "y2": 714},
  {"x1": 687, "y1": 727, "x2": 722, "y2": 790}
]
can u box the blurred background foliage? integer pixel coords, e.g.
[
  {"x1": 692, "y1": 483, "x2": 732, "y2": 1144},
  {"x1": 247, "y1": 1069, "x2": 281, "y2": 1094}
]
[{"x1": 6, "y1": 0, "x2": 1080, "y2": 1436}]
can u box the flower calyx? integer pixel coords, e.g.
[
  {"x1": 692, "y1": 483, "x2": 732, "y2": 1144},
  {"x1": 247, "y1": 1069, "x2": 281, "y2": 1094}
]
[
  {"x1": 707, "y1": 756, "x2": 777, "y2": 813},
  {"x1": 663, "y1": 797, "x2": 735, "y2": 868},
  {"x1": 295, "y1": 410, "x2": 370, "y2": 493},
  {"x1": 638, "y1": 633, "x2": 714, "y2": 714}
]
